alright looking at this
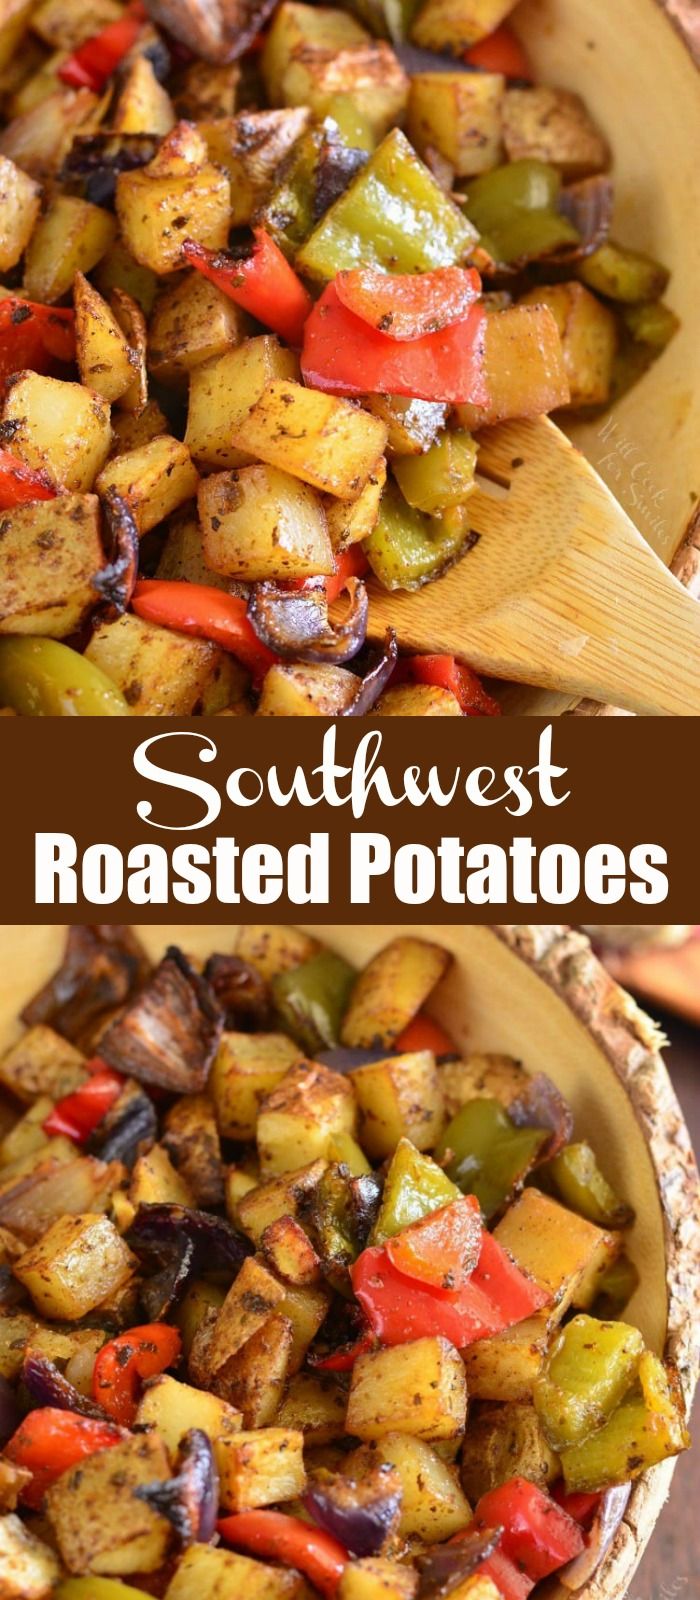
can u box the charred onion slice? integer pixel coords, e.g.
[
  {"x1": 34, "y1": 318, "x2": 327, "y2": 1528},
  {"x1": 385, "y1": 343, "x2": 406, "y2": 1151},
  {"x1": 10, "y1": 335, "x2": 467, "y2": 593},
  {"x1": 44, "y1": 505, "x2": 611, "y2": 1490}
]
[
  {"x1": 87, "y1": 1084, "x2": 158, "y2": 1170},
  {"x1": 93, "y1": 489, "x2": 140, "y2": 616},
  {"x1": 560, "y1": 1485, "x2": 632, "y2": 1590},
  {"x1": 98, "y1": 947, "x2": 223, "y2": 1094},
  {"x1": 556, "y1": 176, "x2": 615, "y2": 262},
  {"x1": 203, "y1": 953, "x2": 270, "y2": 1030},
  {"x1": 143, "y1": 0, "x2": 278, "y2": 62},
  {"x1": 417, "y1": 1528, "x2": 503, "y2": 1598},
  {"x1": 22, "y1": 1352, "x2": 114, "y2": 1423},
  {"x1": 305, "y1": 1464, "x2": 402, "y2": 1557},
  {"x1": 126, "y1": 1202, "x2": 251, "y2": 1319},
  {"x1": 509, "y1": 1069, "x2": 574, "y2": 1160},
  {"x1": 248, "y1": 578, "x2": 369, "y2": 665},
  {"x1": 61, "y1": 134, "x2": 160, "y2": 206},
  {"x1": 135, "y1": 1428, "x2": 218, "y2": 1544},
  {"x1": 343, "y1": 629, "x2": 398, "y2": 716},
  {"x1": 21, "y1": 925, "x2": 150, "y2": 1045}
]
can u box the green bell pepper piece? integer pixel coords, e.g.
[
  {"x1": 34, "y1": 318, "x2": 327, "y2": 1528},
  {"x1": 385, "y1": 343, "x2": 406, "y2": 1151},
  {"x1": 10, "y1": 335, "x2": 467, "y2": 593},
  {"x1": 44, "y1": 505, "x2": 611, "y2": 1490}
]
[
  {"x1": 560, "y1": 1351, "x2": 690, "y2": 1492},
  {"x1": 592, "y1": 1253, "x2": 640, "y2": 1319},
  {"x1": 534, "y1": 1313, "x2": 644, "y2": 1451},
  {"x1": 297, "y1": 127, "x2": 478, "y2": 282},
  {"x1": 372, "y1": 1136, "x2": 460, "y2": 1244},
  {"x1": 540, "y1": 1141, "x2": 634, "y2": 1229},
  {"x1": 56, "y1": 1581, "x2": 152, "y2": 1600},
  {"x1": 272, "y1": 950, "x2": 357, "y2": 1054},
  {"x1": 0, "y1": 637, "x2": 130, "y2": 716},
  {"x1": 393, "y1": 429, "x2": 477, "y2": 514},
  {"x1": 364, "y1": 480, "x2": 473, "y2": 591},
  {"x1": 258, "y1": 122, "x2": 368, "y2": 261},
  {"x1": 325, "y1": 95, "x2": 376, "y2": 153},
  {"x1": 578, "y1": 240, "x2": 670, "y2": 303},
  {"x1": 622, "y1": 300, "x2": 680, "y2": 349},
  {"x1": 435, "y1": 1098, "x2": 547, "y2": 1220},
  {"x1": 463, "y1": 160, "x2": 579, "y2": 265}
]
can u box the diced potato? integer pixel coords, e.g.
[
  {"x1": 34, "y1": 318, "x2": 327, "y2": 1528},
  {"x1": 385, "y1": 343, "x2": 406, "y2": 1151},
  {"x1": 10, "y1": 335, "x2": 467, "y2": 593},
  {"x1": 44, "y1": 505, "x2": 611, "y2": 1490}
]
[
  {"x1": 95, "y1": 435, "x2": 199, "y2": 535},
  {"x1": 364, "y1": 396, "x2": 448, "y2": 457},
  {"x1": 162, "y1": 1093, "x2": 223, "y2": 1209},
  {"x1": 110, "y1": 286, "x2": 148, "y2": 415},
  {"x1": 324, "y1": 460, "x2": 385, "y2": 550},
  {"x1": 176, "y1": 1277, "x2": 227, "y2": 1358},
  {"x1": 0, "y1": 153, "x2": 40, "y2": 271},
  {"x1": 503, "y1": 86, "x2": 610, "y2": 180},
  {"x1": 135, "y1": 1372, "x2": 241, "y2": 1470},
  {"x1": 0, "y1": 1096, "x2": 54, "y2": 1166},
  {"x1": 439, "y1": 1052, "x2": 529, "y2": 1119},
  {"x1": 230, "y1": 380, "x2": 387, "y2": 500},
  {"x1": 455, "y1": 304, "x2": 570, "y2": 430},
  {"x1": 73, "y1": 272, "x2": 134, "y2": 404},
  {"x1": 518, "y1": 283, "x2": 618, "y2": 408},
  {"x1": 111, "y1": 398, "x2": 169, "y2": 458},
  {"x1": 185, "y1": 336, "x2": 299, "y2": 470},
  {"x1": 129, "y1": 1143, "x2": 193, "y2": 1208},
  {"x1": 282, "y1": 42, "x2": 408, "y2": 144},
  {"x1": 116, "y1": 122, "x2": 231, "y2": 274},
  {"x1": 0, "y1": 0, "x2": 33, "y2": 70},
  {"x1": 257, "y1": 662, "x2": 359, "y2": 715},
  {"x1": 0, "y1": 1153, "x2": 123, "y2": 1243},
  {"x1": 1, "y1": 372, "x2": 111, "y2": 492},
  {"x1": 30, "y1": 0, "x2": 120, "y2": 47},
  {"x1": 14, "y1": 1211, "x2": 136, "y2": 1319},
  {"x1": 0, "y1": 87, "x2": 99, "y2": 181},
  {"x1": 22, "y1": 195, "x2": 115, "y2": 303},
  {"x1": 257, "y1": 1062, "x2": 356, "y2": 1176},
  {"x1": 148, "y1": 271, "x2": 248, "y2": 385},
  {"x1": 0, "y1": 1513, "x2": 59, "y2": 1599},
  {"x1": 462, "y1": 1313, "x2": 556, "y2": 1402},
  {"x1": 236, "y1": 1160, "x2": 327, "y2": 1243},
  {"x1": 200, "y1": 465, "x2": 333, "y2": 582},
  {"x1": 493, "y1": 1190, "x2": 620, "y2": 1318},
  {"x1": 211, "y1": 1313, "x2": 295, "y2": 1428},
  {"x1": 217, "y1": 1427, "x2": 305, "y2": 1512},
  {"x1": 339, "y1": 1557, "x2": 418, "y2": 1600},
  {"x1": 112, "y1": 54, "x2": 175, "y2": 135},
  {"x1": 277, "y1": 1280, "x2": 330, "y2": 1371},
  {"x1": 342, "y1": 937, "x2": 451, "y2": 1048},
  {"x1": 375, "y1": 685, "x2": 462, "y2": 716},
  {"x1": 261, "y1": 1213, "x2": 322, "y2": 1286},
  {"x1": 346, "y1": 1434, "x2": 471, "y2": 1541},
  {"x1": 174, "y1": 60, "x2": 241, "y2": 121},
  {"x1": 235, "y1": 924, "x2": 320, "y2": 981},
  {"x1": 0, "y1": 1020, "x2": 84, "y2": 1102},
  {"x1": 155, "y1": 504, "x2": 230, "y2": 590},
  {"x1": 85, "y1": 613, "x2": 239, "y2": 716},
  {"x1": 208, "y1": 1255, "x2": 285, "y2": 1372},
  {"x1": 408, "y1": 72, "x2": 504, "y2": 177},
  {"x1": 9, "y1": 50, "x2": 73, "y2": 119},
  {"x1": 46, "y1": 1433, "x2": 171, "y2": 1575},
  {"x1": 350, "y1": 1051, "x2": 444, "y2": 1158},
  {"x1": 460, "y1": 1402, "x2": 559, "y2": 1501},
  {"x1": 262, "y1": 2, "x2": 367, "y2": 100},
  {"x1": 94, "y1": 237, "x2": 159, "y2": 316},
  {"x1": 0, "y1": 492, "x2": 104, "y2": 639},
  {"x1": 165, "y1": 1542, "x2": 308, "y2": 1600},
  {"x1": 211, "y1": 1031, "x2": 303, "y2": 1140},
  {"x1": 411, "y1": 0, "x2": 518, "y2": 50},
  {"x1": 277, "y1": 1371, "x2": 348, "y2": 1444},
  {"x1": 201, "y1": 107, "x2": 310, "y2": 225},
  {"x1": 349, "y1": 1339, "x2": 467, "y2": 1442}
]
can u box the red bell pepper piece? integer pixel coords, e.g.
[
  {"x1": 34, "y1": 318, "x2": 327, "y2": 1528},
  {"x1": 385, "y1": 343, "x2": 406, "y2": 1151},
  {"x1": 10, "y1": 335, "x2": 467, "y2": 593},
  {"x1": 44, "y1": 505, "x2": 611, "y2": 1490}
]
[
  {"x1": 464, "y1": 24, "x2": 533, "y2": 80},
  {"x1": 301, "y1": 281, "x2": 487, "y2": 405},
  {"x1": 310, "y1": 1329, "x2": 376, "y2": 1372},
  {"x1": 131, "y1": 580, "x2": 276, "y2": 682},
  {"x1": 0, "y1": 449, "x2": 56, "y2": 510},
  {"x1": 183, "y1": 231, "x2": 313, "y2": 348},
  {"x1": 0, "y1": 298, "x2": 75, "y2": 386},
  {"x1": 551, "y1": 1486, "x2": 602, "y2": 1528},
  {"x1": 394, "y1": 1012, "x2": 457, "y2": 1055},
  {"x1": 325, "y1": 544, "x2": 369, "y2": 605},
  {"x1": 4, "y1": 1408, "x2": 123, "y2": 1507},
  {"x1": 218, "y1": 1512, "x2": 347, "y2": 1598},
  {"x1": 473, "y1": 1480, "x2": 585, "y2": 1582},
  {"x1": 387, "y1": 1196, "x2": 482, "y2": 1293},
  {"x1": 335, "y1": 265, "x2": 481, "y2": 340},
  {"x1": 43, "y1": 1063, "x2": 123, "y2": 1142},
  {"x1": 475, "y1": 1547, "x2": 535, "y2": 1600},
  {"x1": 92, "y1": 1323, "x2": 182, "y2": 1426},
  {"x1": 403, "y1": 655, "x2": 501, "y2": 717},
  {"x1": 59, "y1": 3, "x2": 145, "y2": 90}
]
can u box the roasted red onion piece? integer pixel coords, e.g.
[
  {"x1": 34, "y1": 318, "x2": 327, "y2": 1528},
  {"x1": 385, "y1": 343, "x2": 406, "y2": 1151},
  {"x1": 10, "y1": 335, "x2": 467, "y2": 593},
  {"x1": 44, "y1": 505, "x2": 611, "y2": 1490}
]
[
  {"x1": 136, "y1": 1429, "x2": 219, "y2": 1543},
  {"x1": 62, "y1": 134, "x2": 160, "y2": 207},
  {"x1": 417, "y1": 1528, "x2": 503, "y2": 1598},
  {"x1": 20, "y1": 925, "x2": 150, "y2": 1045},
  {"x1": 509, "y1": 1070, "x2": 574, "y2": 1159},
  {"x1": 560, "y1": 1485, "x2": 632, "y2": 1590},
  {"x1": 126, "y1": 1203, "x2": 251, "y2": 1318},
  {"x1": 556, "y1": 176, "x2": 614, "y2": 261},
  {"x1": 93, "y1": 489, "x2": 140, "y2": 616},
  {"x1": 248, "y1": 579, "x2": 369, "y2": 665},
  {"x1": 305, "y1": 1464, "x2": 402, "y2": 1556},
  {"x1": 22, "y1": 1352, "x2": 112, "y2": 1422},
  {"x1": 203, "y1": 953, "x2": 270, "y2": 1030},
  {"x1": 143, "y1": 0, "x2": 278, "y2": 62},
  {"x1": 343, "y1": 629, "x2": 398, "y2": 716},
  {"x1": 99, "y1": 947, "x2": 223, "y2": 1094},
  {"x1": 87, "y1": 1086, "x2": 158, "y2": 1170}
]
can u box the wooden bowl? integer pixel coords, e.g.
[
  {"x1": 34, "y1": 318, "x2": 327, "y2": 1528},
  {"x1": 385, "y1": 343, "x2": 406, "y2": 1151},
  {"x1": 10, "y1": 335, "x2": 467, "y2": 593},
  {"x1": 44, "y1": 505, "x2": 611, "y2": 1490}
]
[
  {"x1": 493, "y1": 0, "x2": 700, "y2": 715},
  {"x1": 1, "y1": 924, "x2": 698, "y2": 1597}
]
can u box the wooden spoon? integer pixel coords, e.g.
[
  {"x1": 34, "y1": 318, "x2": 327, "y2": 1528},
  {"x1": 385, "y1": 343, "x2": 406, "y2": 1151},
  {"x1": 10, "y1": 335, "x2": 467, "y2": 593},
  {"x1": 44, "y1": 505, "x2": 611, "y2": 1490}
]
[{"x1": 366, "y1": 416, "x2": 700, "y2": 716}]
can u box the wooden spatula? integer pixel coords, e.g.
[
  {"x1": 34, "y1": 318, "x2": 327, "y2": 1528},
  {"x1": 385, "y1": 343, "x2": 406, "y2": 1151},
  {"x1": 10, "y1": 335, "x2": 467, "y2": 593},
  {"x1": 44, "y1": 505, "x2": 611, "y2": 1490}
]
[{"x1": 366, "y1": 416, "x2": 700, "y2": 716}]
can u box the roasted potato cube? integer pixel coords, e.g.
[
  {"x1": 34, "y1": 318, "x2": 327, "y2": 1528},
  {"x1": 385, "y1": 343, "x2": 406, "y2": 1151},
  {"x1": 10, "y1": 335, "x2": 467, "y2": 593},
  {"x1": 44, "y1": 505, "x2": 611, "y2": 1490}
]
[
  {"x1": 0, "y1": 1025, "x2": 85, "y2": 1103},
  {"x1": 185, "y1": 335, "x2": 299, "y2": 470},
  {"x1": 22, "y1": 195, "x2": 115, "y2": 303},
  {"x1": 129, "y1": 1142, "x2": 193, "y2": 1208},
  {"x1": 408, "y1": 72, "x2": 503, "y2": 177},
  {"x1": 346, "y1": 1434, "x2": 471, "y2": 1541},
  {"x1": 324, "y1": 461, "x2": 385, "y2": 550},
  {"x1": 339, "y1": 1557, "x2": 418, "y2": 1600},
  {"x1": 342, "y1": 936, "x2": 451, "y2": 1048},
  {"x1": 46, "y1": 1433, "x2": 171, "y2": 1575},
  {"x1": 364, "y1": 396, "x2": 448, "y2": 457},
  {"x1": 95, "y1": 434, "x2": 199, "y2": 535},
  {"x1": 29, "y1": 0, "x2": 120, "y2": 45},
  {"x1": 277, "y1": 1279, "x2": 329, "y2": 1371},
  {"x1": 116, "y1": 122, "x2": 230, "y2": 274},
  {"x1": 1, "y1": 372, "x2": 111, "y2": 491},
  {"x1": 281, "y1": 42, "x2": 408, "y2": 144},
  {"x1": 411, "y1": 0, "x2": 518, "y2": 50},
  {"x1": 162, "y1": 1093, "x2": 223, "y2": 1208},
  {"x1": 174, "y1": 60, "x2": 241, "y2": 121},
  {"x1": 455, "y1": 304, "x2": 569, "y2": 430},
  {"x1": 200, "y1": 464, "x2": 333, "y2": 582},
  {"x1": 73, "y1": 271, "x2": 135, "y2": 403},
  {"x1": 212, "y1": 1313, "x2": 295, "y2": 1428},
  {"x1": 256, "y1": 662, "x2": 359, "y2": 715},
  {"x1": 460, "y1": 1402, "x2": 559, "y2": 1502},
  {"x1": 0, "y1": 493, "x2": 104, "y2": 639},
  {"x1": 439, "y1": 1053, "x2": 529, "y2": 1121},
  {"x1": 0, "y1": 1513, "x2": 59, "y2": 1598},
  {"x1": 350, "y1": 1050, "x2": 444, "y2": 1158},
  {"x1": 277, "y1": 1371, "x2": 348, "y2": 1444},
  {"x1": 135, "y1": 1372, "x2": 241, "y2": 1469},
  {"x1": 112, "y1": 54, "x2": 175, "y2": 135},
  {"x1": 155, "y1": 504, "x2": 231, "y2": 589},
  {"x1": 375, "y1": 685, "x2": 462, "y2": 716},
  {"x1": 0, "y1": 0, "x2": 33, "y2": 69},
  {"x1": 217, "y1": 1427, "x2": 305, "y2": 1512},
  {"x1": 230, "y1": 380, "x2": 387, "y2": 500},
  {"x1": 201, "y1": 107, "x2": 310, "y2": 225},
  {"x1": 235, "y1": 925, "x2": 320, "y2": 980},
  {"x1": 493, "y1": 1190, "x2": 620, "y2": 1317},
  {"x1": 348, "y1": 1338, "x2": 467, "y2": 1442},
  {"x1": 148, "y1": 271, "x2": 248, "y2": 385},
  {"x1": 208, "y1": 1255, "x2": 285, "y2": 1372},
  {"x1": 236, "y1": 1160, "x2": 327, "y2": 1243},
  {"x1": 503, "y1": 87, "x2": 610, "y2": 180},
  {"x1": 165, "y1": 1541, "x2": 308, "y2": 1600},
  {"x1": 519, "y1": 283, "x2": 618, "y2": 408},
  {"x1": 14, "y1": 1211, "x2": 136, "y2": 1320},
  {"x1": 0, "y1": 153, "x2": 40, "y2": 271},
  {"x1": 85, "y1": 613, "x2": 239, "y2": 715},
  {"x1": 211, "y1": 1031, "x2": 303, "y2": 1140},
  {"x1": 261, "y1": 1214, "x2": 322, "y2": 1286},
  {"x1": 262, "y1": 2, "x2": 367, "y2": 101},
  {"x1": 94, "y1": 237, "x2": 159, "y2": 315},
  {"x1": 462, "y1": 1313, "x2": 553, "y2": 1402},
  {"x1": 257, "y1": 1062, "x2": 356, "y2": 1176}
]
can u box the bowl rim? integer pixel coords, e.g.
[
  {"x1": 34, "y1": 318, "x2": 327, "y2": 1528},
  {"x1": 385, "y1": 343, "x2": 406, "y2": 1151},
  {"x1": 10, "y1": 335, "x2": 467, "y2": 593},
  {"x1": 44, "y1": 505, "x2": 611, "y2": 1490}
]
[{"x1": 494, "y1": 925, "x2": 699, "y2": 1599}]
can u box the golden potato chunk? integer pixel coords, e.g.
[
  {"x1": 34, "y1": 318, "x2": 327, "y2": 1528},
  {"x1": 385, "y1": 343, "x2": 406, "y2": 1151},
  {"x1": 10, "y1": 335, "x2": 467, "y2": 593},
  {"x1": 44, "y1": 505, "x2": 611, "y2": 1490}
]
[
  {"x1": 455, "y1": 304, "x2": 570, "y2": 430},
  {"x1": 112, "y1": 54, "x2": 175, "y2": 136},
  {"x1": 342, "y1": 936, "x2": 451, "y2": 1048},
  {"x1": 165, "y1": 1542, "x2": 307, "y2": 1600},
  {"x1": 324, "y1": 460, "x2": 386, "y2": 550},
  {"x1": 346, "y1": 1434, "x2": 471, "y2": 1542},
  {"x1": 74, "y1": 271, "x2": 135, "y2": 404},
  {"x1": 0, "y1": 153, "x2": 41, "y2": 271},
  {"x1": 462, "y1": 1312, "x2": 554, "y2": 1402},
  {"x1": 217, "y1": 1427, "x2": 306, "y2": 1512},
  {"x1": 96, "y1": 435, "x2": 199, "y2": 534},
  {"x1": 22, "y1": 194, "x2": 116, "y2": 303},
  {"x1": 257, "y1": 1062, "x2": 356, "y2": 1175},
  {"x1": 503, "y1": 86, "x2": 610, "y2": 180},
  {"x1": 262, "y1": 2, "x2": 367, "y2": 100},
  {"x1": 14, "y1": 1211, "x2": 136, "y2": 1319},
  {"x1": 0, "y1": 1024, "x2": 85, "y2": 1103},
  {"x1": 84, "y1": 613, "x2": 239, "y2": 715},
  {"x1": 519, "y1": 282, "x2": 618, "y2": 408},
  {"x1": 256, "y1": 662, "x2": 359, "y2": 716},
  {"x1": 46, "y1": 1434, "x2": 171, "y2": 1575},
  {"x1": 0, "y1": 494, "x2": 103, "y2": 638},
  {"x1": 408, "y1": 71, "x2": 504, "y2": 176},
  {"x1": 375, "y1": 685, "x2": 462, "y2": 716},
  {"x1": 493, "y1": 1189, "x2": 621, "y2": 1318},
  {"x1": 116, "y1": 122, "x2": 230, "y2": 274},
  {"x1": 230, "y1": 379, "x2": 388, "y2": 499},
  {"x1": 350, "y1": 1050, "x2": 444, "y2": 1158},
  {"x1": 282, "y1": 42, "x2": 408, "y2": 144},
  {"x1": 1, "y1": 371, "x2": 111, "y2": 491},
  {"x1": 185, "y1": 335, "x2": 299, "y2": 470},
  {"x1": 0, "y1": 1513, "x2": 59, "y2": 1599},
  {"x1": 212, "y1": 1031, "x2": 303, "y2": 1140},
  {"x1": 148, "y1": 271, "x2": 248, "y2": 385},
  {"x1": 347, "y1": 1337, "x2": 468, "y2": 1441},
  {"x1": 411, "y1": 0, "x2": 519, "y2": 52},
  {"x1": 135, "y1": 1372, "x2": 242, "y2": 1470},
  {"x1": 199, "y1": 464, "x2": 333, "y2": 582},
  {"x1": 201, "y1": 107, "x2": 310, "y2": 225}
]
